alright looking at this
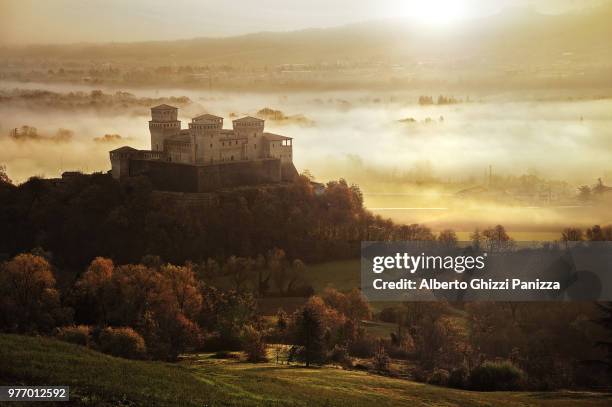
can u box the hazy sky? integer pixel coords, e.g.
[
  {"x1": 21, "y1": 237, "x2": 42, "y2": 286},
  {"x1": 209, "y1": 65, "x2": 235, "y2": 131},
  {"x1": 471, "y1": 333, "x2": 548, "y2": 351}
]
[{"x1": 0, "y1": 0, "x2": 607, "y2": 45}]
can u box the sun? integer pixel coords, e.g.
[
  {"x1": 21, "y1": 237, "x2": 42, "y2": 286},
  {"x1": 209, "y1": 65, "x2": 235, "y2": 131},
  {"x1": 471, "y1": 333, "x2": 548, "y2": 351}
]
[{"x1": 401, "y1": 0, "x2": 468, "y2": 25}]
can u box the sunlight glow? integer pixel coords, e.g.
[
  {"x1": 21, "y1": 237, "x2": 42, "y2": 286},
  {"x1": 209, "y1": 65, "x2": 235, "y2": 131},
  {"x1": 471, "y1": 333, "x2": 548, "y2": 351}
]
[{"x1": 401, "y1": 0, "x2": 469, "y2": 25}]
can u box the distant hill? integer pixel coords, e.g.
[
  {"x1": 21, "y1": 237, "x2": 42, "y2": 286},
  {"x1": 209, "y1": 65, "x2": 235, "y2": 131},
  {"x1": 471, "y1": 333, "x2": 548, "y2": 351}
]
[
  {"x1": 2, "y1": 4, "x2": 612, "y2": 68},
  {"x1": 2, "y1": 334, "x2": 611, "y2": 406}
]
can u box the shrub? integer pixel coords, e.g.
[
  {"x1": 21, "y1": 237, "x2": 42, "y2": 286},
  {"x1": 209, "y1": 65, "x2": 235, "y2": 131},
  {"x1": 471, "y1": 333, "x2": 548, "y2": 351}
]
[
  {"x1": 428, "y1": 368, "x2": 450, "y2": 386},
  {"x1": 348, "y1": 336, "x2": 376, "y2": 358},
  {"x1": 469, "y1": 361, "x2": 526, "y2": 391},
  {"x1": 448, "y1": 366, "x2": 469, "y2": 389},
  {"x1": 327, "y1": 345, "x2": 352, "y2": 367},
  {"x1": 55, "y1": 325, "x2": 91, "y2": 346},
  {"x1": 372, "y1": 341, "x2": 390, "y2": 372},
  {"x1": 211, "y1": 351, "x2": 240, "y2": 359},
  {"x1": 241, "y1": 325, "x2": 268, "y2": 362},
  {"x1": 98, "y1": 327, "x2": 146, "y2": 359}
]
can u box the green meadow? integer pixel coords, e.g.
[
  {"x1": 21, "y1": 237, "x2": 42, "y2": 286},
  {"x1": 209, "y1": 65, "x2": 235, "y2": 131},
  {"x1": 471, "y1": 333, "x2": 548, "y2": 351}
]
[{"x1": 1, "y1": 334, "x2": 610, "y2": 407}]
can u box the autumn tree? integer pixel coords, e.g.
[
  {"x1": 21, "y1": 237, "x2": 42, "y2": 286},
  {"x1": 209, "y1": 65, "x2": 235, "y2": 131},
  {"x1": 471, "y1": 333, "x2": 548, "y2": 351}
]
[
  {"x1": 470, "y1": 228, "x2": 483, "y2": 251},
  {"x1": 0, "y1": 254, "x2": 70, "y2": 332},
  {"x1": 241, "y1": 325, "x2": 268, "y2": 362},
  {"x1": 160, "y1": 263, "x2": 202, "y2": 319},
  {"x1": 74, "y1": 257, "x2": 115, "y2": 324}
]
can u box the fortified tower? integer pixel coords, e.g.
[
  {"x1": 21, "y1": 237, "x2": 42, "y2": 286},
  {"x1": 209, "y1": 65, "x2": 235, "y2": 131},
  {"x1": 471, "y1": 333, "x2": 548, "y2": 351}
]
[
  {"x1": 149, "y1": 104, "x2": 181, "y2": 151},
  {"x1": 189, "y1": 114, "x2": 223, "y2": 164},
  {"x1": 232, "y1": 116, "x2": 264, "y2": 160}
]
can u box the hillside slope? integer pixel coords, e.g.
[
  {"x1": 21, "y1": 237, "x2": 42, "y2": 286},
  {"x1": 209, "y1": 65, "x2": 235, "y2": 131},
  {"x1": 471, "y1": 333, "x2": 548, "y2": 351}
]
[{"x1": 1, "y1": 334, "x2": 611, "y2": 407}]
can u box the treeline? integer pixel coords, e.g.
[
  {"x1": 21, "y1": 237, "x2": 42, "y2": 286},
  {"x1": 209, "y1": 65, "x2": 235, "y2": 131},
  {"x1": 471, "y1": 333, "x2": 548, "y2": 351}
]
[
  {"x1": 0, "y1": 252, "x2": 371, "y2": 364},
  {"x1": 0, "y1": 253, "x2": 256, "y2": 360},
  {"x1": 418, "y1": 95, "x2": 463, "y2": 106},
  {"x1": 376, "y1": 301, "x2": 611, "y2": 391},
  {"x1": 3, "y1": 250, "x2": 610, "y2": 391},
  {"x1": 0, "y1": 173, "x2": 408, "y2": 271},
  {"x1": 0, "y1": 88, "x2": 193, "y2": 115}
]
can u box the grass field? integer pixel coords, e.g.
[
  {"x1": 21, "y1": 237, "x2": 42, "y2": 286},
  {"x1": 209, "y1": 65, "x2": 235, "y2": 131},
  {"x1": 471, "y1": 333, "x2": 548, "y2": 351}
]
[
  {"x1": 304, "y1": 259, "x2": 360, "y2": 293},
  {"x1": 1, "y1": 334, "x2": 611, "y2": 407}
]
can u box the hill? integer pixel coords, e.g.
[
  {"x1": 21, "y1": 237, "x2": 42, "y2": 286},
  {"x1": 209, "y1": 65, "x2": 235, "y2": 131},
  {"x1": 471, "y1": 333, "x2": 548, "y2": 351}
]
[
  {"x1": 2, "y1": 4, "x2": 612, "y2": 69},
  {"x1": 1, "y1": 334, "x2": 610, "y2": 406}
]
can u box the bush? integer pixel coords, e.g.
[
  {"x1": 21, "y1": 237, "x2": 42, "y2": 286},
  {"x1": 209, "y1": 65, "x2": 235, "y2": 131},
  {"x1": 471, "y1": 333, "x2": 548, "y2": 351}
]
[
  {"x1": 428, "y1": 368, "x2": 450, "y2": 386},
  {"x1": 469, "y1": 361, "x2": 526, "y2": 391},
  {"x1": 348, "y1": 336, "x2": 376, "y2": 358},
  {"x1": 372, "y1": 341, "x2": 390, "y2": 372},
  {"x1": 98, "y1": 327, "x2": 147, "y2": 359},
  {"x1": 241, "y1": 325, "x2": 268, "y2": 362},
  {"x1": 327, "y1": 345, "x2": 352, "y2": 367},
  {"x1": 211, "y1": 351, "x2": 240, "y2": 359},
  {"x1": 56, "y1": 325, "x2": 91, "y2": 346},
  {"x1": 448, "y1": 366, "x2": 469, "y2": 389}
]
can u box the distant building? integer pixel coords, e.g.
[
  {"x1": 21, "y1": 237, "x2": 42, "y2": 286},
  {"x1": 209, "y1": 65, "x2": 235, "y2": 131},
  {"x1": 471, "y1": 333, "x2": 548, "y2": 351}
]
[{"x1": 110, "y1": 105, "x2": 298, "y2": 192}]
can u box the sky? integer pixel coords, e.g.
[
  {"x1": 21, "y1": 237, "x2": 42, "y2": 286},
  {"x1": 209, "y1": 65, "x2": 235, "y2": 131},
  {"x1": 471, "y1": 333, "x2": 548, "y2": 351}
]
[{"x1": 0, "y1": 0, "x2": 607, "y2": 45}]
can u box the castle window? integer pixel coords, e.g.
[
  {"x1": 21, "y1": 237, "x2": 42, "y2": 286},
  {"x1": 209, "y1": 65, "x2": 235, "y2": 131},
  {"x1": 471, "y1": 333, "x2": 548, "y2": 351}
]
[{"x1": 210, "y1": 144, "x2": 213, "y2": 148}]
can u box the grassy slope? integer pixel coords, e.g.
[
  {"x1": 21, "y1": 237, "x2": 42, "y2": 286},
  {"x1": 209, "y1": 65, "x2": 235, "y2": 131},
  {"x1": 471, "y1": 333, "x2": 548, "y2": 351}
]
[
  {"x1": 1, "y1": 334, "x2": 611, "y2": 407},
  {"x1": 305, "y1": 259, "x2": 360, "y2": 294}
]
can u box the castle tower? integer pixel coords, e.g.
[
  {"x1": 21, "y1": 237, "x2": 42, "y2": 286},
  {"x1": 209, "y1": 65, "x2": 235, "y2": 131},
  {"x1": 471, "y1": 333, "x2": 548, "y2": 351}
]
[
  {"x1": 149, "y1": 104, "x2": 181, "y2": 151},
  {"x1": 189, "y1": 114, "x2": 223, "y2": 164},
  {"x1": 232, "y1": 116, "x2": 264, "y2": 159}
]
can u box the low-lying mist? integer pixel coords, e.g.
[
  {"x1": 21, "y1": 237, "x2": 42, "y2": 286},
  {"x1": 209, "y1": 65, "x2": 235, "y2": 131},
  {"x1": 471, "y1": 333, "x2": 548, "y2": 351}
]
[{"x1": 1, "y1": 82, "x2": 611, "y2": 235}]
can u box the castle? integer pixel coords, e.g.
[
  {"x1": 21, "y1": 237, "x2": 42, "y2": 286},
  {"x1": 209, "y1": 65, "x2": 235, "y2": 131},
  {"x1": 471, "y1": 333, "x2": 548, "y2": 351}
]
[{"x1": 110, "y1": 105, "x2": 298, "y2": 192}]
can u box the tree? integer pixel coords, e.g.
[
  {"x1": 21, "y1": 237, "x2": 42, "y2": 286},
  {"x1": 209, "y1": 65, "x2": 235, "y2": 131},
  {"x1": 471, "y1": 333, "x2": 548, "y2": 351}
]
[
  {"x1": 0, "y1": 254, "x2": 70, "y2": 332},
  {"x1": 438, "y1": 229, "x2": 458, "y2": 249},
  {"x1": 586, "y1": 225, "x2": 612, "y2": 241},
  {"x1": 160, "y1": 264, "x2": 202, "y2": 319},
  {"x1": 470, "y1": 228, "x2": 483, "y2": 251},
  {"x1": 482, "y1": 225, "x2": 514, "y2": 252},
  {"x1": 254, "y1": 254, "x2": 269, "y2": 297},
  {"x1": 372, "y1": 340, "x2": 390, "y2": 372},
  {"x1": 561, "y1": 227, "x2": 584, "y2": 243},
  {"x1": 75, "y1": 257, "x2": 115, "y2": 324},
  {"x1": 268, "y1": 248, "x2": 288, "y2": 294},
  {"x1": 0, "y1": 165, "x2": 12, "y2": 185},
  {"x1": 276, "y1": 309, "x2": 288, "y2": 331},
  {"x1": 241, "y1": 325, "x2": 268, "y2": 362},
  {"x1": 293, "y1": 304, "x2": 325, "y2": 367},
  {"x1": 286, "y1": 259, "x2": 306, "y2": 294},
  {"x1": 595, "y1": 303, "x2": 612, "y2": 379}
]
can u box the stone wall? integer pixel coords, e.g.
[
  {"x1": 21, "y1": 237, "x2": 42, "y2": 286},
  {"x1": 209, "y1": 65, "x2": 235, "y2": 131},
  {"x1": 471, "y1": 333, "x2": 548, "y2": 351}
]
[
  {"x1": 127, "y1": 158, "x2": 283, "y2": 192},
  {"x1": 196, "y1": 158, "x2": 281, "y2": 192}
]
